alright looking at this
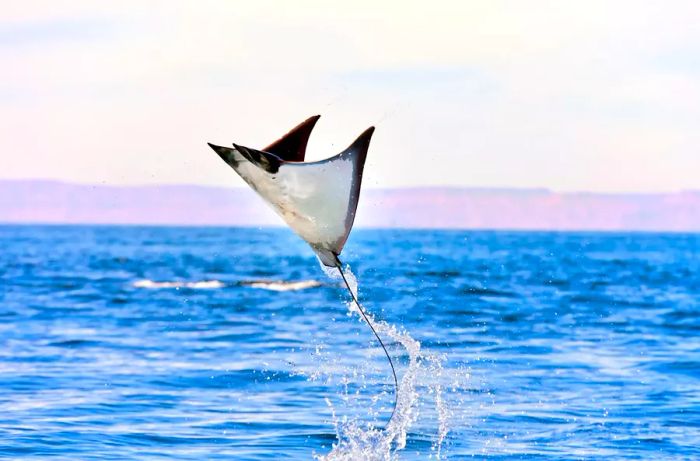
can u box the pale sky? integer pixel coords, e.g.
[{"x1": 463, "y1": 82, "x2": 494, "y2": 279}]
[{"x1": 2, "y1": 1, "x2": 699, "y2": 192}]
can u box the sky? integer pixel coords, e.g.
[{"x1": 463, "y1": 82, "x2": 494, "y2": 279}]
[{"x1": 2, "y1": 0, "x2": 699, "y2": 192}]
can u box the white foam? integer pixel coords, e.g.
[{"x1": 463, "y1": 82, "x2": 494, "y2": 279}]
[
  {"x1": 242, "y1": 280, "x2": 323, "y2": 291},
  {"x1": 132, "y1": 279, "x2": 224, "y2": 289}
]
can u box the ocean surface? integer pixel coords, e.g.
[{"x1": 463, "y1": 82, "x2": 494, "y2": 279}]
[{"x1": 1, "y1": 225, "x2": 699, "y2": 460}]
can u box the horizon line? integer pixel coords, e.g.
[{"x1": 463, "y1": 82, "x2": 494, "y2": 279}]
[{"x1": 2, "y1": 221, "x2": 699, "y2": 235}]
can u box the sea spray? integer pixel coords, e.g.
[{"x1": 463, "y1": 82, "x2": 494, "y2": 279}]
[{"x1": 316, "y1": 263, "x2": 450, "y2": 460}]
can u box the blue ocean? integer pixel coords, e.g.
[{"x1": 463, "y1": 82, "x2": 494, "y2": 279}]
[{"x1": 1, "y1": 225, "x2": 699, "y2": 460}]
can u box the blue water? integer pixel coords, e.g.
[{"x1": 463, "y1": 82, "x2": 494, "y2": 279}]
[{"x1": 1, "y1": 226, "x2": 699, "y2": 460}]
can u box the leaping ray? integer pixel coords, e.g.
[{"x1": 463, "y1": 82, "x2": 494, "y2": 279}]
[
  {"x1": 208, "y1": 117, "x2": 372, "y2": 268},
  {"x1": 207, "y1": 116, "x2": 398, "y2": 426}
]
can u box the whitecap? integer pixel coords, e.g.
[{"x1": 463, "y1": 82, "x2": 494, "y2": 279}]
[
  {"x1": 240, "y1": 280, "x2": 323, "y2": 291},
  {"x1": 132, "y1": 279, "x2": 225, "y2": 289}
]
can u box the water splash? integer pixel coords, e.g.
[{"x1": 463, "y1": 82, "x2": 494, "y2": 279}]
[{"x1": 316, "y1": 262, "x2": 450, "y2": 460}]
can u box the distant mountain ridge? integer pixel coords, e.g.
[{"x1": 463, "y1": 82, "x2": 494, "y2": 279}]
[{"x1": 1, "y1": 180, "x2": 699, "y2": 231}]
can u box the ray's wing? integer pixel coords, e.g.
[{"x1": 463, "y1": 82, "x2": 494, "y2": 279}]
[
  {"x1": 263, "y1": 115, "x2": 320, "y2": 162},
  {"x1": 208, "y1": 126, "x2": 374, "y2": 266}
]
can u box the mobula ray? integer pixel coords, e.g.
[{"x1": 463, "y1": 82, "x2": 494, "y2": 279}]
[{"x1": 207, "y1": 116, "x2": 398, "y2": 425}]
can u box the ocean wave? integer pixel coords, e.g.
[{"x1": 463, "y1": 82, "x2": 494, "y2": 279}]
[
  {"x1": 132, "y1": 280, "x2": 225, "y2": 289},
  {"x1": 132, "y1": 279, "x2": 323, "y2": 291},
  {"x1": 239, "y1": 280, "x2": 323, "y2": 291}
]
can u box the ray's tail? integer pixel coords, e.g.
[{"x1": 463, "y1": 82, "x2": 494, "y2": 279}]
[{"x1": 334, "y1": 260, "x2": 399, "y2": 427}]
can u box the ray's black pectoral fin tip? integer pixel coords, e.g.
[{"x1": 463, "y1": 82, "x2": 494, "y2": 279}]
[
  {"x1": 359, "y1": 125, "x2": 376, "y2": 142},
  {"x1": 207, "y1": 142, "x2": 238, "y2": 169},
  {"x1": 206, "y1": 142, "x2": 228, "y2": 156},
  {"x1": 264, "y1": 115, "x2": 321, "y2": 163},
  {"x1": 349, "y1": 126, "x2": 375, "y2": 155}
]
